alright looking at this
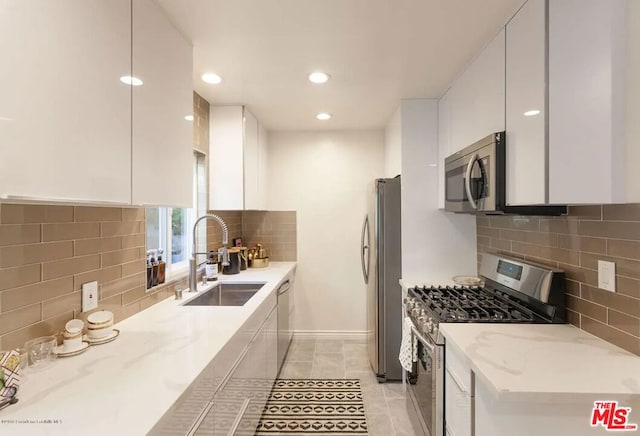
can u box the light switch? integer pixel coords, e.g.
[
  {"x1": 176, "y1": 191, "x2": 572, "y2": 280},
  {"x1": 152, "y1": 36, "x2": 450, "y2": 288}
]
[
  {"x1": 598, "y1": 260, "x2": 616, "y2": 292},
  {"x1": 82, "y1": 281, "x2": 99, "y2": 312}
]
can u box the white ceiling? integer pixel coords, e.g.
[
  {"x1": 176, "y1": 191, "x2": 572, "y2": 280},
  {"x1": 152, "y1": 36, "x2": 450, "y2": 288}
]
[{"x1": 157, "y1": 0, "x2": 524, "y2": 131}]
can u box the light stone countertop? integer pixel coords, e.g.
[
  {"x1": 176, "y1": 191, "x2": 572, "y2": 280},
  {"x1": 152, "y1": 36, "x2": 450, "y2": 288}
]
[
  {"x1": 440, "y1": 323, "x2": 640, "y2": 402},
  {"x1": 0, "y1": 262, "x2": 296, "y2": 436}
]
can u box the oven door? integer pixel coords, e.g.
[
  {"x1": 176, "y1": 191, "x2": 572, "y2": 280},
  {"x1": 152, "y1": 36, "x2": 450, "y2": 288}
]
[{"x1": 407, "y1": 327, "x2": 444, "y2": 436}]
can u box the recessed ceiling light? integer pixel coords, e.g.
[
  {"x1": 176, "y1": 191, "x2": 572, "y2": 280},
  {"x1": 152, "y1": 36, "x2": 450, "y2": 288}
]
[
  {"x1": 120, "y1": 76, "x2": 143, "y2": 86},
  {"x1": 184, "y1": 115, "x2": 194, "y2": 121},
  {"x1": 201, "y1": 73, "x2": 222, "y2": 84},
  {"x1": 308, "y1": 72, "x2": 330, "y2": 84},
  {"x1": 316, "y1": 112, "x2": 332, "y2": 120},
  {"x1": 524, "y1": 109, "x2": 541, "y2": 117}
]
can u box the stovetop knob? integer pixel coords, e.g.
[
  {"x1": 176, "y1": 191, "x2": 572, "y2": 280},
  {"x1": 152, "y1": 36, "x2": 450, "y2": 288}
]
[
  {"x1": 425, "y1": 318, "x2": 435, "y2": 334},
  {"x1": 403, "y1": 297, "x2": 417, "y2": 309}
]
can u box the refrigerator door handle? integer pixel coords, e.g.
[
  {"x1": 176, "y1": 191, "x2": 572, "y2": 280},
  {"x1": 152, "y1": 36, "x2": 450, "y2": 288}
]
[{"x1": 361, "y1": 214, "x2": 370, "y2": 284}]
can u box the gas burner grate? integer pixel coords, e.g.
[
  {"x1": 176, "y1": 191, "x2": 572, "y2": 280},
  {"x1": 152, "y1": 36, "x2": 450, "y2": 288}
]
[{"x1": 412, "y1": 285, "x2": 535, "y2": 323}]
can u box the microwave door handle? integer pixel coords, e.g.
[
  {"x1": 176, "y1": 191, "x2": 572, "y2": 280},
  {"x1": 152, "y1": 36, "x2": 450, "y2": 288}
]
[{"x1": 465, "y1": 153, "x2": 479, "y2": 210}]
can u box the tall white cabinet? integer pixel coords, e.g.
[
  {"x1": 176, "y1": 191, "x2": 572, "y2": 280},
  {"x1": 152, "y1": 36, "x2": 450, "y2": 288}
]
[
  {"x1": 209, "y1": 106, "x2": 268, "y2": 210},
  {"x1": 131, "y1": 0, "x2": 193, "y2": 207},
  {"x1": 437, "y1": 90, "x2": 452, "y2": 209},
  {"x1": 0, "y1": 0, "x2": 132, "y2": 204}
]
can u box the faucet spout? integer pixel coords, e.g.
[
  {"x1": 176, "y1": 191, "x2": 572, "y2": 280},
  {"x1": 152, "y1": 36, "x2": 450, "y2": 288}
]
[{"x1": 188, "y1": 214, "x2": 230, "y2": 295}]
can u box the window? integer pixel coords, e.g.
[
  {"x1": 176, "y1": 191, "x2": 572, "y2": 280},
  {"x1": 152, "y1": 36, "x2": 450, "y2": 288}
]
[{"x1": 146, "y1": 152, "x2": 207, "y2": 277}]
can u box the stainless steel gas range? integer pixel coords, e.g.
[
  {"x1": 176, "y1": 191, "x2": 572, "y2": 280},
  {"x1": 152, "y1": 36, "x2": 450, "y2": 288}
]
[{"x1": 404, "y1": 253, "x2": 566, "y2": 436}]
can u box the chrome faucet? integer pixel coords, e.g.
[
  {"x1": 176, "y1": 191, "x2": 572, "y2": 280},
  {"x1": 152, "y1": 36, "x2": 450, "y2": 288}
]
[{"x1": 187, "y1": 214, "x2": 230, "y2": 296}]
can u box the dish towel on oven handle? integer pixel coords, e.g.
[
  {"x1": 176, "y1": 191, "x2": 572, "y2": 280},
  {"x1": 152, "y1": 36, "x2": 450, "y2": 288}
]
[{"x1": 399, "y1": 317, "x2": 417, "y2": 371}]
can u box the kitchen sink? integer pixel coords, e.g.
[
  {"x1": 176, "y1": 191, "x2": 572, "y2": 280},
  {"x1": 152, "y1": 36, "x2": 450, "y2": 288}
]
[{"x1": 182, "y1": 282, "x2": 266, "y2": 307}]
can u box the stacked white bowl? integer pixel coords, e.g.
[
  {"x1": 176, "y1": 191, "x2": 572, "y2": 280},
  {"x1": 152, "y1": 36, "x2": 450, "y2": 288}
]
[
  {"x1": 63, "y1": 319, "x2": 85, "y2": 352},
  {"x1": 86, "y1": 311, "x2": 114, "y2": 339}
]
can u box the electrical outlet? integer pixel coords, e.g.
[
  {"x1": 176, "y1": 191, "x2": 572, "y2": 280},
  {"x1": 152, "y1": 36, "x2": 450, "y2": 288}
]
[
  {"x1": 82, "y1": 281, "x2": 99, "y2": 312},
  {"x1": 598, "y1": 260, "x2": 616, "y2": 292}
]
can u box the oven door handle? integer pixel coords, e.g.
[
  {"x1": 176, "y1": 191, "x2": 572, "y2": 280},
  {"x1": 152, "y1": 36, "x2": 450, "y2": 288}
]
[
  {"x1": 411, "y1": 325, "x2": 436, "y2": 354},
  {"x1": 464, "y1": 153, "x2": 479, "y2": 210}
]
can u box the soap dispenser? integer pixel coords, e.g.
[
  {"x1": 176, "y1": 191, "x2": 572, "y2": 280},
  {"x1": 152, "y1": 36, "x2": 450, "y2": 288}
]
[
  {"x1": 146, "y1": 251, "x2": 153, "y2": 289},
  {"x1": 150, "y1": 250, "x2": 159, "y2": 287},
  {"x1": 157, "y1": 249, "x2": 166, "y2": 285}
]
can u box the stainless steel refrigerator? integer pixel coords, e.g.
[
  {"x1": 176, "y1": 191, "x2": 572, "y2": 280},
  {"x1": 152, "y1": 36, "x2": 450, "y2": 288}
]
[{"x1": 361, "y1": 176, "x2": 402, "y2": 382}]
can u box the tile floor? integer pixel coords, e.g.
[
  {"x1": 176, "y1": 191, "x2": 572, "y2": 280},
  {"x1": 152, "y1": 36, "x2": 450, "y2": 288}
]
[{"x1": 279, "y1": 337, "x2": 416, "y2": 436}]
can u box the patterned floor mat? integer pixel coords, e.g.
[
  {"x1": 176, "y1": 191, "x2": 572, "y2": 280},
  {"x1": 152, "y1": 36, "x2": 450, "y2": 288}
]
[{"x1": 255, "y1": 379, "x2": 368, "y2": 435}]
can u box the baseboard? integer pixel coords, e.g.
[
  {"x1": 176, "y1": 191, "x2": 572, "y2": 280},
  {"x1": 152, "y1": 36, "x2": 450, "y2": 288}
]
[{"x1": 293, "y1": 330, "x2": 368, "y2": 340}]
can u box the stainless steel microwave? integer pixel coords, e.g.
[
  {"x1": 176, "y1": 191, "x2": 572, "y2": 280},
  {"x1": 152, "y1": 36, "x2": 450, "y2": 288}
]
[{"x1": 444, "y1": 132, "x2": 566, "y2": 215}]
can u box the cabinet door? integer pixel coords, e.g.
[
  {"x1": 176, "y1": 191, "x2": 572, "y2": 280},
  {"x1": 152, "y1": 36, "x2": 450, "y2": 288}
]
[
  {"x1": 243, "y1": 109, "x2": 259, "y2": 210},
  {"x1": 505, "y1": 0, "x2": 547, "y2": 206},
  {"x1": 548, "y1": 0, "x2": 627, "y2": 204},
  {"x1": 131, "y1": 0, "x2": 193, "y2": 208},
  {"x1": 211, "y1": 330, "x2": 267, "y2": 436},
  {"x1": 445, "y1": 370, "x2": 472, "y2": 436},
  {"x1": 257, "y1": 123, "x2": 269, "y2": 210},
  {"x1": 451, "y1": 29, "x2": 505, "y2": 153},
  {"x1": 265, "y1": 307, "x2": 278, "y2": 387},
  {"x1": 438, "y1": 89, "x2": 453, "y2": 209},
  {"x1": 445, "y1": 345, "x2": 473, "y2": 436},
  {"x1": 627, "y1": 0, "x2": 640, "y2": 202},
  {"x1": 0, "y1": 0, "x2": 131, "y2": 204},
  {"x1": 209, "y1": 106, "x2": 244, "y2": 210}
]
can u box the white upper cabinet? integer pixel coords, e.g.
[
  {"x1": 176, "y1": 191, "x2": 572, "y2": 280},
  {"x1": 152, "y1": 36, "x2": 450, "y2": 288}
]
[
  {"x1": 505, "y1": 0, "x2": 547, "y2": 205},
  {"x1": 437, "y1": 88, "x2": 452, "y2": 209},
  {"x1": 439, "y1": 28, "x2": 504, "y2": 209},
  {"x1": 548, "y1": 0, "x2": 632, "y2": 204},
  {"x1": 505, "y1": 0, "x2": 637, "y2": 205},
  {"x1": 209, "y1": 106, "x2": 267, "y2": 210},
  {"x1": 0, "y1": 0, "x2": 132, "y2": 204},
  {"x1": 131, "y1": 0, "x2": 193, "y2": 208},
  {"x1": 244, "y1": 110, "x2": 259, "y2": 210},
  {"x1": 258, "y1": 123, "x2": 269, "y2": 210},
  {"x1": 451, "y1": 28, "x2": 506, "y2": 153},
  {"x1": 210, "y1": 106, "x2": 244, "y2": 210}
]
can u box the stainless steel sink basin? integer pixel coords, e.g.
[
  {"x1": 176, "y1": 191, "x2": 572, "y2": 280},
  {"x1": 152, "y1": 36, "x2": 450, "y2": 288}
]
[{"x1": 182, "y1": 282, "x2": 266, "y2": 307}]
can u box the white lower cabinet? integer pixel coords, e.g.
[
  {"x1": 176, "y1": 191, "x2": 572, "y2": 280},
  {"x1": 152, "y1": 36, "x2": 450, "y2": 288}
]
[
  {"x1": 445, "y1": 345, "x2": 473, "y2": 436},
  {"x1": 445, "y1": 371, "x2": 472, "y2": 436},
  {"x1": 192, "y1": 305, "x2": 277, "y2": 436}
]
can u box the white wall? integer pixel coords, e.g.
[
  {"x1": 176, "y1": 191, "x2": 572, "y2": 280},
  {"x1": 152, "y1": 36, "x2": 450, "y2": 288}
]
[
  {"x1": 383, "y1": 106, "x2": 401, "y2": 178},
  {"x1": 267, "y1": 131, "x2": 384, "y2": 334},
  {"x1": 398, "y1": 99, "x2": 477, "y2": 282}
]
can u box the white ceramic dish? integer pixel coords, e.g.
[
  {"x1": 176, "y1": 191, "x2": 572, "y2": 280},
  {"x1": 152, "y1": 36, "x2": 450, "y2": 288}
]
[
  {"x1": 84, "y1": 329, "x2": 120, "y2": 346},
  {"x1": 63, "y1": 335, "x2": 82, "y2": 351},
  {"x1": 87, "y1": 326, "x2": 113, "y2": 339},
  {"x1": 53, "y1": 342, "x2": 89, "y2": 357},
  {"x1": 87, "y1": 310, "x2": 113, "y2": 327},
  {"x1": 65, "y1": 319, "x2": 84, "y2": 334},
  {"x1": 63, "y1": 329, "x2": 82, "y2": 340},
  {"x1": 452, "y1": 275, "x2": 483, "y2": 286}
]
